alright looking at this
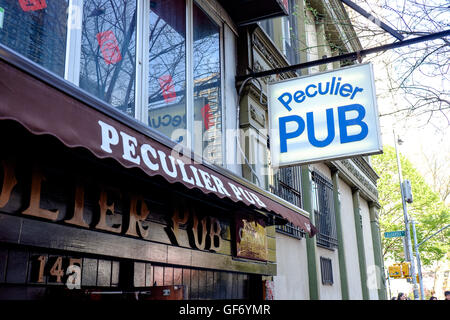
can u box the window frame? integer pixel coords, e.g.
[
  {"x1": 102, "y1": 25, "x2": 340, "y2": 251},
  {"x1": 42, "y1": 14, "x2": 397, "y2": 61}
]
[
  {"x1": 311, "y1": 170, "x2": 338, "y2": 250},
  {"x1": 320, "y1": 256, "x2": 334, "y2": 285}
]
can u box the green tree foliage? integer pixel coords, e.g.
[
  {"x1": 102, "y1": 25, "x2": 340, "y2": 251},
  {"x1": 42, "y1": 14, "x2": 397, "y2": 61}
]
[{"x1": 372, "y1": 146, "x2": 449, "y2": 266}]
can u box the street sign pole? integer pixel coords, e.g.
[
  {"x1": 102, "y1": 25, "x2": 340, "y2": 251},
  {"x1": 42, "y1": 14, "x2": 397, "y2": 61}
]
[
  {"x1": 411, "y1": 219, "x2": 424, "y2": 300},
  {"x1": 393, "y1": 130, "x2": 419, "y2": 300}
]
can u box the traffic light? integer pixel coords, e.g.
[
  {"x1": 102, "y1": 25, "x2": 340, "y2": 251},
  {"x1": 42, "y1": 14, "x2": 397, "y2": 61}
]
[
  {"x1": 388, "y1": 263, "x2": 412, "y2": 279},
  {"x1": 402, "y1": 180, "x2": 413, "y2": 203},
  {"x1": 401, "y1": 262, "x2": 410, "y2": 278},
  {"x1": 406, "y1": 274, "x2": 419, "y2": 283}
]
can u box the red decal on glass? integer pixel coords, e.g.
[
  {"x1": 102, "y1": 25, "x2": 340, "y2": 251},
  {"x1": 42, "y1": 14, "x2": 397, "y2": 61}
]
[
  {"x1": 201, "y1": 104, "x2": 214, "y2": 130},
  {"x1": 96, "y1": 31, "x2": 122, "y2": 65},
  {"x1": 282, "y1": 0, "x2": 289, "y2": 13},
  {"x1": 18, "y1": 0, "x2": 47, "y2": 12},
  {"x1": 158, "y1": 75, "x2": 176, "y2": 104}
]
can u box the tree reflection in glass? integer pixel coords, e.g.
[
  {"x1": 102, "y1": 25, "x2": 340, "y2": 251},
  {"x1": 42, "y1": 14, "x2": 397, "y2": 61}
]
[
  {"x1": 79, "y1": 0, "x2": 137, "y2": 118},
  {"x1": 193, "y1": 3, "x2": 221, "y2": 165},
  {"x1": 148, "y1": 0, "x2": 186, "y2": 144},
  {"x1": 0, "y1": 0, "x2": 69, "y2": 77}
]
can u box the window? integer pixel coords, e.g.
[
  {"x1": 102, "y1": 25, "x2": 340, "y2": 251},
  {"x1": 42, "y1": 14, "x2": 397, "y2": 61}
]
[
  {"x1": 192, "y1": 3, "x2": 222, "y2": 165},
  {"x1": 271, "y1": 165, "x2": 303, "y2": 238},
  {"x1": 312, "y1": 170, "x2": 338, "y2": 249},
  {"x1": 0, "y1": 0, "x2": 224, "y2": 165},
  {"x1": 79, "y1": 0, "x2": 137, "y2": 117},
  {"x1": 259, "y1": 0, "x2": 299, "y2": 65},
  {"x1": 147, "y1": 0, "x2": 222, "y2": 165},
  {"x1": 320, "y1": 257, "x2": 333, "y2": 285},
  {"x1": 271, "y1": 165, "x2": 302, "y2": 208},
  {"x1": 258, "y1": 18, "x2": 274, "y2": 40},
  {"x1": 281, "y1": 0, "x2": 300, "y2": 65},
  {"x1": 0, "y1": 0, "x2": 69, "y2": 77},
  {"x1": 148, "y1": 0, "x2": 187, "y2": 143},
  {"x1": 305, "y1": 6, "x2": 319, "y2": 74}
]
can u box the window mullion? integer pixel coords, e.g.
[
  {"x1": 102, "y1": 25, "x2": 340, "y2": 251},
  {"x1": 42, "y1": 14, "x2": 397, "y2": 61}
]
[
  {"x1": 64, "y1": 0, "x2": 84, "y2": 85},
  {"x1": 136, "y1": 0, "x2": 149, "y2": 123},
  {"x1": 186, "y1": 0, "x2": 194, "y2": 153}
]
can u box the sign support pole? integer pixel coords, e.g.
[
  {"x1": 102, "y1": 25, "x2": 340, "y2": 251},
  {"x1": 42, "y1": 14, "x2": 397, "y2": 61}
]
[
  {"x1": 393, "y1": 130, "x2": 419, "y2": 300},
  {"x1": 411, "y1": 218, "x2": 424, "y2": 300}
]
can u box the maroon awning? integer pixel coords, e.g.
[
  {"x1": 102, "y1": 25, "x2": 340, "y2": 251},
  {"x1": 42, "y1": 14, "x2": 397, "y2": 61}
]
[{"x1": 0, "y1": 57, "x2": 316, "y2": 237}]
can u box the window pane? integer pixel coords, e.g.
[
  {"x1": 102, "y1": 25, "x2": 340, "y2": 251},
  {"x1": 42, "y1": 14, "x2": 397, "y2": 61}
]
[
  {"x1": 148, "y1": 0, "x2": 186, "y2": 144},
  {"x1": 193, "y1": 4, "x2": 221, "y2": 165},
  {"x1": 79, "y1": 0, "x2": 137, "y2": 117},
  {"x1": 0, "y1": 0, "x2": 68, "y2": 77}
]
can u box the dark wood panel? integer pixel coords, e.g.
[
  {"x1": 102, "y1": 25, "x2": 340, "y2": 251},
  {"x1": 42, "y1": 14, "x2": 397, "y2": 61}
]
[
  {"x1": 97, "y1": 259, "x2": 111, "y2": 287},
  {"x1": 5, "y1": 249, "x2": 28, "y2": 284},
  {"x1": 111, "y1": 261, "x2": 120, "y2": 287},
  {"x1": 0, "y1": 214, "x2": 21, "y2": 243},
  {"x1": 133, "y1": 262, "x2": 146, "y2": 287},
  {"x1": 237, "y1": 273, "x2": 244, "y2": 299},
  {"x1": 225, "y1": 272, "x2": 233, "y2": 299},
  {"x1": 0, "y1": 247, "x2": 7, "y2": 283},
  {"x1": 190, "y1": 269, "x2": 199, "y2": 300},
  {"x1": 206, "y1": 270, "x2": 214, "y2": 299},
  {"x1": 81, "y1": 258, "x2": 97, "y2": 286},
  {"x1": 173, "y1": 267, "x2": 182, "y2": 286},
  {"x1": 167, "y1": 246, "x2": 191, "y2": 266},
  {"x1": 153, "y1": 266, "x2": 164, "y2": 286},
  {"x1": 232, "y1": 272, "x2": 238, "y2": 299},
  {"x1": 16, "y1": 215, "x2": 169, "y2": 264},
  {"x1": 182, "y1": 268, "x2": 190, "y2": 299},
  {"x1": 145, "y1": 263, "x2": 153, "y2": 287},
  {"x1": 163, "y1": 266, "x2": 173, "y2": 286},
  {"x1": 198, "y1": 270, "x2": 207, "y2": 300},
  {"x1": 0, "y1": 213, "x2": 276, "y2": 276}
]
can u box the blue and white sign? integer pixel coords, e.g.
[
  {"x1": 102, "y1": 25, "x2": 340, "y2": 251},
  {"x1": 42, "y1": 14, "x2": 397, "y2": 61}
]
[{"x1": 268, "y1": 63, "x2": 382, "y2": 167}]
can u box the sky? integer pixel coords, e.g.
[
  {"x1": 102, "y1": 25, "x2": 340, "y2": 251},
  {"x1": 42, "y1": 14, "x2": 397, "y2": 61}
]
[
  {"x1": 345, "y1": 0, "x2": 450, "y2": 203},
  {"x1": 345, "y1": 0, "x2": 449, "y2": 298}
]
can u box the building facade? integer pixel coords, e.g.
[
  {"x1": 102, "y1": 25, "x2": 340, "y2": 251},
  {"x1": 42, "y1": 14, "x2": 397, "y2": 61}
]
[
  {"x1": 0, "y1": 0, "x2": 386, "y2": 300},
  {"x1": 236, "y1": 0, "x2": 387, "y2": 300}
]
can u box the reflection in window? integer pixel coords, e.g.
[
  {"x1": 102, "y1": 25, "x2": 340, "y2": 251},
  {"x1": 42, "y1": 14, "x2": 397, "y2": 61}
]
[
  {"x1": 193, "y1": 4, "x2": 221, "y2": 165},
  {"x1": 148, "y1": 0, "x2": 186, "y2": 144},
  {"x1": 79, "y1": 0, "x2": 137, "y2": 117},
  {"x1": 0, "y1": 0, "x2": 68, "y2": 77}
]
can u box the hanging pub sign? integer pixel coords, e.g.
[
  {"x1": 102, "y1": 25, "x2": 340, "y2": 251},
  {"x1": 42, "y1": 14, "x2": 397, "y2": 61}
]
[
  {"x1": 235, "y1": 216, "x2": 268, "y2": 261},
  {"x1": 268, "y1": 63, "x2": 382, "y2": 167}
]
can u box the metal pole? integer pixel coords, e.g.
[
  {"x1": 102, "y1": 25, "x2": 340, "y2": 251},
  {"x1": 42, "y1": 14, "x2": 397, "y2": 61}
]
[
  {"x1": 418, "y1": 224, "x2": 450, "y2": 248},
  {"x1": 393, "y1": 130, "x2": 419, "y2": 300},
  {"x1": 387, "y1": 271, "x2": 392, "y2": 300},
  {"x1": 236, "y1": 30, "x2": 450, "y2": 81},
  {"x1": 339, "y1": 0, "x2": 404, "y2": 41},
  {"x1": 411, "y1": 219, "x2": 424, "y2": 300}
]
